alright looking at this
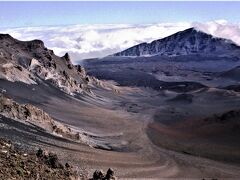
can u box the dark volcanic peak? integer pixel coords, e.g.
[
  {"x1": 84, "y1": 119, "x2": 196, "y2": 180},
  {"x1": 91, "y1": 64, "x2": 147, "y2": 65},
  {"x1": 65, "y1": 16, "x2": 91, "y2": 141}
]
[
  {"x1": 113, "y1": 27, "x2": 240, "y2": 57},
  {"x1": 26, "y1": 39, "x2": 45, "y2": 49},
  {"x1": 0, "y1": 33, "x2": 45, "y2": 50},
  {"x1": 0, "y1": 33, "x2": 13, "y2": 40}
]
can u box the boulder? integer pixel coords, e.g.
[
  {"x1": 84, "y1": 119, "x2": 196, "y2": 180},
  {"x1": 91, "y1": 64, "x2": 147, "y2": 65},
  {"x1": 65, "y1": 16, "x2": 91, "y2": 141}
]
[
  {"x1": 105, "y1": 168, "x2": 114, "y2": 179},
  {"x1": 91, "y1": 168, "x2": 115, "y2": 180},
  {"x1": 93, "y1": 170, "x2": 104, "y2": 180}
]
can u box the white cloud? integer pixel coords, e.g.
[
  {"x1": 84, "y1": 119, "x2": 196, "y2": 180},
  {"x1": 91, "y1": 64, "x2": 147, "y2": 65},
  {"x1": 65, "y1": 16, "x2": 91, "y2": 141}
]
[
  {"x1": 0, "y1": 20, "x2": 240, "y2": 63},
  {"x1": 193, "y1": 20, "x2": 240, "y2": 46}
]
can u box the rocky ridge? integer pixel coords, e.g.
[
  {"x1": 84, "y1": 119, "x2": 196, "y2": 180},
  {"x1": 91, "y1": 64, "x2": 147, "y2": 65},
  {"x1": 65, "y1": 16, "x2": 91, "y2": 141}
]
[{"x1": 0, "y1": 33, "x2": 106, "y2": 95}]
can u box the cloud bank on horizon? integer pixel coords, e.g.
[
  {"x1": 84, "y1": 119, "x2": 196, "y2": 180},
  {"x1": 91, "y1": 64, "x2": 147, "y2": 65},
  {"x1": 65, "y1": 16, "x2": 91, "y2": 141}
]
[{"x1": 1, "y1": 20, "x2": 240, "y2": 64}]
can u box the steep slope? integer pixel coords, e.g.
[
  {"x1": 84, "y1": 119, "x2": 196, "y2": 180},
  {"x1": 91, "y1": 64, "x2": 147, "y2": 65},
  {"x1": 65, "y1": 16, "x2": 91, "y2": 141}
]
[
  {"x1": 0, "y1": 34, "x2": 101, "y2": 95},
  {"x1": 0, "y1": 93, "x2": 82, "y2": 140},
  {"x1": 113, "y1": 28, "x2": 240, "y2": 57}
]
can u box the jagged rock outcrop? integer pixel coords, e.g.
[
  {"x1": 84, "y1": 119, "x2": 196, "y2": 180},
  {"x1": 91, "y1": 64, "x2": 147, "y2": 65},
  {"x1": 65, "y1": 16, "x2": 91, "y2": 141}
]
[
  {"x1": 0, "y1": 33, "x2": 98, "y2": 95},
  {"x1": 63, "y1": 52, "x2": 71, "y2": 61},
  {"x1": 75, "y1": 64, "x2": 86, "y2": 76},
  {"x1": 113, "y1": 28, "x2": 240, "y2": 57},
  {"x1": 0, "y1": 94, "x2": 81, "y2": 140}
]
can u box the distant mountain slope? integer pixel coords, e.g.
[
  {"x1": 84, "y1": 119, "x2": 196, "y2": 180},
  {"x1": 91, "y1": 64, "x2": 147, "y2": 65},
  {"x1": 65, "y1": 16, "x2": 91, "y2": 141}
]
[
  {"x1": 221, "y1": 66, "x2": 240, "y2": 81},
  {"x1": 113, "y1": 28, "x2": 240, "y2": 57}
]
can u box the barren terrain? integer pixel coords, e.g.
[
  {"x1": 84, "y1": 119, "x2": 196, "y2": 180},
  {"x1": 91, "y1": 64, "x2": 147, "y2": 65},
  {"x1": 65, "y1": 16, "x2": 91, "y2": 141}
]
[{"x1": 1, "y1": 32, "x2": 240, "y2": 179}]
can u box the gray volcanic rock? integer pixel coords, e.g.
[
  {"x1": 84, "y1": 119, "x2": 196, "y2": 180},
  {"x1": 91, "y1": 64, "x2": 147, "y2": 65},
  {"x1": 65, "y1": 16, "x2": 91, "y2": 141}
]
[
  {"x1": 113, "y1": 28, "x2": 240, "y2": 57},
  {"x1": 0, "y1": 33, "x2": 99, "y2": 95}
]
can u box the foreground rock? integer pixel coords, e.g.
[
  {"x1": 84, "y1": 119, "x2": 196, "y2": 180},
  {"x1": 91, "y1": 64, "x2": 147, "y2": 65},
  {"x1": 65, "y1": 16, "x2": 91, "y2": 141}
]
[
  {"x1": 91, "y1": 168, "x2": 115, "y2": 180},
  {"x1": 0, "y1": 138, "x2": 80, "y2": 179}
]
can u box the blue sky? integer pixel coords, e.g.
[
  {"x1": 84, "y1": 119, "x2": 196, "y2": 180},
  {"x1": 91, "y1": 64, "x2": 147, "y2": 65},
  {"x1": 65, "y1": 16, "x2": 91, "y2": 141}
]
[{"x1": 0, "y1": 1, "x2": 239, "y2": 28}]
